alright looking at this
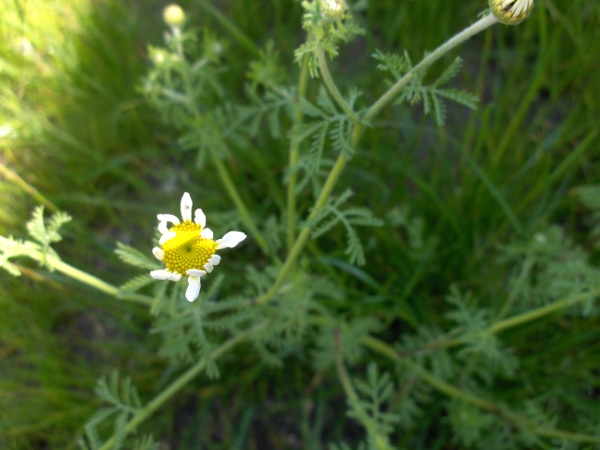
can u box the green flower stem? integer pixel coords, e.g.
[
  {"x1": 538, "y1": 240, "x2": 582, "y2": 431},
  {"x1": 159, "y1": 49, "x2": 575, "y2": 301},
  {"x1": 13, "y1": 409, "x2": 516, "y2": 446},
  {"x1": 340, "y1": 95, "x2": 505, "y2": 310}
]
[
  {"x1": 363, "y1": 336, "x2": 600, "y2": 445},
  {"x1": 335, "y1": 329, "x2": 391, "y2": 450},
  {"x1": 287, "y1": 54, "x2": 311, "y2": 251},
  {"x1": 259, "y1": 13, "x2": 498, "y2": 304},
  {"x1": 197, "y1": 0, "x2": 261, "y2": 56},
  {"x1": 365, "y1": 13, "x2": 499, "y2": 122},
  {"x1": 334, "y1": 327, "x2": 358, "y2": 402},
  {"x1": 208, "y1": 150, "x2": 274, "y2": 259},
  {"x1": 483, "y1": 296, "x2": 576, "y2": 336},
  {"x1": 98, "y1": 322, "x2": 266, "y2": 450},
  {"x1": 32, "y1": 251, "x2": 151, "y2": 305},
  {"x1": 317, "y1": 49, "x2": 359, "y2": 123},
  {"x1": 257, "y1": 154, "x2": 348, "y2": 304},
  {"x1": 402, "y1": 293, "x2": 593, "y2": 357}
]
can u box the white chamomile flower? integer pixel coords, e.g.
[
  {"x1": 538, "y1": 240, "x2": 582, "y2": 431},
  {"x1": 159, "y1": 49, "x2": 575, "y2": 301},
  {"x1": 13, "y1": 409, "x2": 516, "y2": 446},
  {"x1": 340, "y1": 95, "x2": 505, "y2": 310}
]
[
  {"x1": 150, "y1": 192, "x2": 247, "y2": 302},
  {"x1": 320, "y1": 0, "x2": 346, "y2": 21},
  {"x1": 489, "y1": 0, "x2": 533, "y2": 25}
]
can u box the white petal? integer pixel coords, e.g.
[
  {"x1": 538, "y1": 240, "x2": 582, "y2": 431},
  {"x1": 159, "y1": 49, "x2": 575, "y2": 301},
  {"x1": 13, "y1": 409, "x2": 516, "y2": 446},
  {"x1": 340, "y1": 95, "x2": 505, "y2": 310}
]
[
  {"x1": 208, "y1": 254, "x2": 221, "y2": 266},
  {"x1": 216, "y1": 231, "x2": 247, "y2": 249},
  {"x1": 187, "y1": 269, "x2": 207, "y2": 277},
  {"x1": 158, "y1": 221, "x2": 169, "y2": 235},
  {"x1": 159, "y1": 231, "x2": 176, "y2": 245},
  {"x1": 204, "y1": 263, "x2": 214, "y2": 273},
  {"x1": 200, "y1": 228, "x2": 214, "y2": 239},
  {"x1": 185, "y1": 276, "x2": 201, "y2": 302},
  {"x1": 157, "y1": 214, "x2": 180, "y2": 225},
  {"x1": 152, "y1": 247, "x2": 165, "y2": 260},
  {"x1": 150, "y1": 269, "x2": 171, "y2": 280},
  {"x1": 181, "y1": 192, "x2": 193, "y2": 222},
  {"x1": 194, "y1": 208, "x2": 206, "y2": 228},
  {"x1": 168, "y1": 271, "x2": 182, "y2": 281}
]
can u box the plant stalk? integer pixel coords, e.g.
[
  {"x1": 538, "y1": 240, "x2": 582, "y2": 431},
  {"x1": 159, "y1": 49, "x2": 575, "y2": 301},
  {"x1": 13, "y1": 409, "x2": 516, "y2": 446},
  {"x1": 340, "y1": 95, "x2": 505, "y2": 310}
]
[{"x1": 97, "y1": 322, "x2": 266, "y2": 450}]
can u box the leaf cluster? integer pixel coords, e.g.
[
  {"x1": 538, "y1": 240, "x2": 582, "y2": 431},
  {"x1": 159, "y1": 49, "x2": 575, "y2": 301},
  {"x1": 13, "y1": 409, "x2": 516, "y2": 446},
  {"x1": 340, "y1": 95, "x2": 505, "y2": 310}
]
[
  {"x1": 295, "y1": 0, "x2": 365, "y2": 78},
  {"x1": 346, "y1": 363, "x2": 399, "y2": 450},
  {"x1": 0, "y1": 207, "x2": 71, "y2": 275},
  {"x1": 374, "y1": 51, "x2": 478, "y2": 125},
  {"x1": 304, "y1": 189, "x2": 383, "y2": 265},
  {"x1": 79, "y1": 370, "x2": 159, "y2": 450}
]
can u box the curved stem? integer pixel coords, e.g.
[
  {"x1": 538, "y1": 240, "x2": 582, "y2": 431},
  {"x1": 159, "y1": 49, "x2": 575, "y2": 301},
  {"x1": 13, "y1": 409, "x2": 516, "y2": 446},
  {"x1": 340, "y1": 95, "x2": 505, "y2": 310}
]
[
  {"x1": 34, "y1": 252, "x2": 152, "y2": 305},
  {"x1": 209, "y1": 151, "x2": 273, "y2": 259},
  {"x1": 365, "y1": 13, "x2": 498, "y2": 122},
  {"x1": 483, "y1": 297, "x2": 574, "y2": 336},
  {"x1": 287, "y1": 54, "x2": 311, "y2": 251},
  {"x1": 363, "y1": 336, "x2": 600, "y2": 445},
  {"x1": 257, "y1": 154, "x2": 348, "y2": 304},
  {"x1": 259, "y1": 13, "x2": 499, "y2": 304},
  {"x1": 97, "y1": 322, "x2": 266, "y2": 450},
  {"x1": 317, "y1": 49, "x2": 358, "y2": 122}
]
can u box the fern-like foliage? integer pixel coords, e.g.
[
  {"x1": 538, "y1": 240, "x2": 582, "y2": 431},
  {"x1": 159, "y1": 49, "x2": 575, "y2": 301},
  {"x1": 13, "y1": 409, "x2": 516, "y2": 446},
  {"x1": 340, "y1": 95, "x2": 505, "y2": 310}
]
[
  {"x1": 347, "y1": 363, "x2": 399, "y2": 450},
  {"x1": 0, "y1": 235, "x2": 38, "y2": 276},
  {"x1": 78, "y1": 370, "x2": 152, "y2": 450},
  {"x1": 142, "y1": 29, "x2": 225, "y2": 129},
  {"x1": 295, "y1": 0, "x2": 365, "y2": 78},
  {"x1": 23, "y1": 206, "x2": 71, "y2": 269},
  {"x1": 312, "y1": 316, "x2": 382, "y2": 370},
  {"x1": 115, "y1": 242, "x2": 158, "y2": 271},
  {"x1": 304, "y1": 188, "x2": 383, "y2": 265},
  {"x1": 149, "y1": 274, "x2": 262, "y2": 378},
  {"x1": 249, "y1": 271, "x2": 352, "y2": 365},
  {"x1": 246, "y1": 41, "x2": 287, "y2": 90},
  {"x1": 293, "y1": 87, "x2": 360, "y2": 168},
  {"x1": 373, "y1": 51, "x2": 478, "y2": 125},
  {"x1": 445, "y1": 286, "x2": 518, "y2": 381},
  {"x1": 94, "y1": 370, "x2": 142, "y2": 413},
  {"x1": 498, "y1": 226, "x2": 600, "y2": 316},
  {"x1": 237, "y1": 86, "x2": 296, "y2": 140},
  {"x1": 447, "y1": 399, "x2": 496, "y2": 448}
]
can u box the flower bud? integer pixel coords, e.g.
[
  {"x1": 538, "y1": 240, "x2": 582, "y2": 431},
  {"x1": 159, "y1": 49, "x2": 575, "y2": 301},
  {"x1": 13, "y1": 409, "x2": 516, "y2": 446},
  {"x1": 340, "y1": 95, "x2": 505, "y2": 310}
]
[
  {"x1": 163, "y1": 4, "x2": 185, "y2": 27},
  {"x1": 489, "y1": 0, "x2": 533, "y2": 25},
  {"x1": 320, "y1": 0, "x2": 346, "y2": 21}
]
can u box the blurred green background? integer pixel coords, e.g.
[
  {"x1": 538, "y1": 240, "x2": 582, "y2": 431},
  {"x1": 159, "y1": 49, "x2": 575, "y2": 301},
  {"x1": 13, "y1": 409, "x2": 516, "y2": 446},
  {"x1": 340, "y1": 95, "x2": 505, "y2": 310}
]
[{"x1": 1, "y1": 0, "x2": 599, "y2": 448}]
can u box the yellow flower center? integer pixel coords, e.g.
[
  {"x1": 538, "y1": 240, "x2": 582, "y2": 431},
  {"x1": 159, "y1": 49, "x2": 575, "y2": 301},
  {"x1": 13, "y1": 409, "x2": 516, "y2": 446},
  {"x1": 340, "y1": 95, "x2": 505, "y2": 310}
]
[{"x1": 161, "y1": 222, "x2": 217, "y2": 275}]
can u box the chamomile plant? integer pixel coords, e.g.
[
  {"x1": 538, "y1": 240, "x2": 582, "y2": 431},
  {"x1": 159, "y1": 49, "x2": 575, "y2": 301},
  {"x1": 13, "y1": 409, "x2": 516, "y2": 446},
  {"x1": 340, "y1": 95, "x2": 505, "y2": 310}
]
[{"x1": 3, "y1": 0, "x2": 600, "y2": 448}]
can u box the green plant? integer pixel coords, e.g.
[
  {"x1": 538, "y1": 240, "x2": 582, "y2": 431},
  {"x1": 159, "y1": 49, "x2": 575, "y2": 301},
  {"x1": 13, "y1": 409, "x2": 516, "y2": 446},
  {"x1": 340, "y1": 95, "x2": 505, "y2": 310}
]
[{"x1": 2, "y1": 0, "x2": 600, "y2": 448}]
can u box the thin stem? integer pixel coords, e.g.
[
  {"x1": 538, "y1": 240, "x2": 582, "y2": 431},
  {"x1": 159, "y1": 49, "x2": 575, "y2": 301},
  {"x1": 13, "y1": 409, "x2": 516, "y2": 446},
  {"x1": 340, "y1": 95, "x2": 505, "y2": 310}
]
[
  {"x1": 365, "y1": 13, "x2": 499, "y2": 122},
  {"x1": 317, "y1": 49, "x2": 358, "y2": 122},
  {"x1": 363, "y1": 336, "x2": 600, "y2": 445},
  {"x1": 287, "y1": 54, "x2": 310, "y2": 251},
  {"x1": 497, "y1": 258, "x2": 534, "y2": 319},
  {"x1": 259, "y1": 13, "x2": 499, "y2": 304},
  {"x1": 196, "y1": 0, "x2": 261, "y2": 56},
  {"x1": 484, "y1": 297, "x2": 574, "y2": 336},
  {"x1": 209, "y1": 151, "x2": 273, "y2": 258},
  {"x1": 334, "y1": 327, "x2": 358, "y2": 401},
  {"x1": 33, "y1": 252, "x2": 152, "y2": 305},
  {"x1": 98, "y1": 322, "x2": 266, "y2": 450},
  {"x1": 335, "y1": 329, "x2": 391, "y2": 450},
  {"x1": 257, "y1": 154, "x2": 348, "y2": 304}
]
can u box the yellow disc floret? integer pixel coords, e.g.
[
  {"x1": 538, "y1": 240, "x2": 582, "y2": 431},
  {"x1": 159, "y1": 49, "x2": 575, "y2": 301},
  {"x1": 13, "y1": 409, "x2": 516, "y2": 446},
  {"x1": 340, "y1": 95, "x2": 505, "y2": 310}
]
[{"x1": 161, "y1": 222, "x2": 217, "y2": 276}]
